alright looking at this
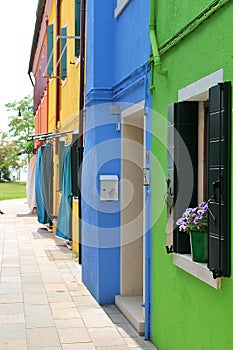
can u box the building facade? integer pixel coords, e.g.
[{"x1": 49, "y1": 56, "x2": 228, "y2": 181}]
[
  {"x1": 82, "y1": 0, "x2": 152, "y2": 337},
  {"x1": 150, "y1": 0, "x2": 233, "y2": 349},
  {"x1": 28, "y1": 0, "x2": 83, "y2": 254},
  {"x1": 28, "y1": 0, "x2": 233, "y2": 347}
]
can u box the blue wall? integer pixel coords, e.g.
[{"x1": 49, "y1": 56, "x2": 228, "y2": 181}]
[
  {"x1": 86, "y1": 0, "x2": 114, "y2": 99},
  {"x1": 82, "y1": 106, "x2": 121, "y2": 303},
  {"x1": 113, "y1": 0, "x2": 151, "y2": 85},
  {"x1": 83, "y1": 0, "x2": 151, "y2": 305}
]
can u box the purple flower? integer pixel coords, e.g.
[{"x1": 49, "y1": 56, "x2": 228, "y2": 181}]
[
  {"x1": 194, "y1": 217, "x2": 199, "y2": 225},
  {"x1": 199, "y1": 202, "x2": 208, "y2": 211},
  {"x1": 176, "y1": 201, "x2": 208, "y2": 233},
  {"x1": 179, "y1": 224, "x2": 186, "y2": 231},
  {"x1": 203, "y1": 204, "x2": 208, "y2": 211},
  {"x1": 176, "y1": 219, "x2": 183, "y2": 225},
  {"x1": 199, "y1": 202, "x2": 206, "y2": 208}
]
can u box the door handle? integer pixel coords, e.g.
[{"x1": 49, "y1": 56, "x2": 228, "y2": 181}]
[{"x1": 212, "y1": 179, "x2": 221, "y2": 202}]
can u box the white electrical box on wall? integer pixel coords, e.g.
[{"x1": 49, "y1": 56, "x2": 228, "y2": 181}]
[{"x1": 100, "y1": 175, "x2": 119, "y2": 201}]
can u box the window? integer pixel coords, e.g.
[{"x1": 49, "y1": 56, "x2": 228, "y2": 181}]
[
  {"x1": 167, "y1": 81, "x2": 232, "y2": 281},
  {"x1": 47, "y1": 24, "x2": 54, "y2": 77},
  {"x1": 60, "y1": 27, "x2": 67, "y2": 80},
  {"x1": 197, "y1": 101, "x2": 208, "y2": 203},
  {"x1": 75, "y1": 0, "x2": 81, "y2": 57}
]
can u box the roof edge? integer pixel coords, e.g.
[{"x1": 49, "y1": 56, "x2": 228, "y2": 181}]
[{"x1": 28, "y1": 0, "x2": 46, "y2": 74}]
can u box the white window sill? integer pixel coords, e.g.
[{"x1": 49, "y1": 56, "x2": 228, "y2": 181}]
[
  {"x1": 114, "y1": 0, "x2": 131, "y2": 18},
  {"x1": 173, "y1": 253, "x2": 221, "y2": 290}
]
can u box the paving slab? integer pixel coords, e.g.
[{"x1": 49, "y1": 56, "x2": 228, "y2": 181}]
[{"x1": 0, "y1": 199, "x2": 157, "y2": 350}]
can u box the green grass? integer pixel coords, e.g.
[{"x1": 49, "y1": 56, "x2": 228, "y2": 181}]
[{"x1": 0, "y1": 182, "x2": 26, "y2": 201}]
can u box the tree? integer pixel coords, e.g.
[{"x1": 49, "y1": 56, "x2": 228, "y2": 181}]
[
  {"x1": 0, "y1": 132, "x2": 18, "y2": 181},
  {"x1": 5, "y1": 95, "x2": 35, "y2": 164},
  {"x1": 0, "y1": 95, "x2": 35, "y2": 181}
]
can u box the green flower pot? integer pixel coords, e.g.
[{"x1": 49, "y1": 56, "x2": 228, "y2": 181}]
[{"x1": 190, "y1": 231, "x2": 208, "y2": 263}]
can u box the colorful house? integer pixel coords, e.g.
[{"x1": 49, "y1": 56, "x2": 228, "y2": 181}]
[
  {"x1": 150, "y1": 0, "x2": 233, "y2": 349},
  {"x1": 28, "y1": 0, "x2": 49, "y2": 136},
  {"x1": 82, "y1": 0, "x2": 152, "y2": 337},
  {"x1": 28, "y1": 0, "x2": 83, "y2": 253}
]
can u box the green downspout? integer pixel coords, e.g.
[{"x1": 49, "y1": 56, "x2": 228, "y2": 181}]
[{"x1": 149, "y1": 0, "x2": 167, "y2": 84}]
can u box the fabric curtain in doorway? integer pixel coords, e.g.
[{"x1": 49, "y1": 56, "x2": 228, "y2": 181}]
[
  {"x1": 35, "y1": 144, "x2": 53, "y2": 225},
  {"x1": 26, "y1": 154, "x2": 37, "y2": 211},
  {"x1": 56, "y1": 144, "x2": 72, "y2": 241}
]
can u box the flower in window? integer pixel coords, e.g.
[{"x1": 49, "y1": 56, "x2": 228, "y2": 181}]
[{"x1": 176, "y1": 202, "x2": 208, "y2": 233}]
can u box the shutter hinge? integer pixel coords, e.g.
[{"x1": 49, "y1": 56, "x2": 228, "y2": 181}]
[
  {"x1": 165, "y1": 179, "x2": 174, "y2": 214},
  {"x1": 211, "y1": 268, "x2": 222, "y2": 279},
  {"x1": 166, "y1": 245, "x2": 173, "y2": 254},
  {"x1": 212, "y1": 179, "x2": 221, "y2": 202}
]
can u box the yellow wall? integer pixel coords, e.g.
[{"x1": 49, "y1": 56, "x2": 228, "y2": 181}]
[
  {"x1": 72, "y1": 199, "x2": 79, "y2": 254},
  {"x1": 47, "y1": 2, "x2": 57, "y2": 216},
  {"x1": 47, "y1": 0, "x2": 80, "y2": 250},
  {"x1": 48, "y1": 0, "x2": 56, "y2": 134},
  {"x1": 47, "y1": 0, "x2": 80, "y2": 134},
  {"x1": 59, "y1": 0, "x2": 80, "y2": 132}
]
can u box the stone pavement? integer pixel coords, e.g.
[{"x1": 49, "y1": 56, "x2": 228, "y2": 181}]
[{"x1": 0, "y1": 199, "x2": 157, "y2": 350}]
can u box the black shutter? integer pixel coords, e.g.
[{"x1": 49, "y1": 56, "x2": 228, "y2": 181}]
[
  {"x1": 207, "y1": 82, "x2": 231, "y2": 278},
  {"x1": 75, "y1": 0, "x2": 81, "y2": 57},
  {"x1": 71, "y1": 134, "x2": 79, "y2": 197},
  {"x1": 168, "y1": 102, "x2": 198, "y2": 254},
  {"x1": 47, "y1": 24, "x2": 54, "y2": 76},
  {"x1": 60, "y1": 27, "x2": 67, "y2": 80},
  {"x1": 166, "y1": 104, "x2": 175, "y2": 253}
]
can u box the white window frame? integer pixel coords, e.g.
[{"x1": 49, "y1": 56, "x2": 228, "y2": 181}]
[
  {"x1": 114, "y1": 0, "x2": 131, "y2": 19},
  {"x1": 174, "y1": 68, "x2": 224, "y2": 290}
]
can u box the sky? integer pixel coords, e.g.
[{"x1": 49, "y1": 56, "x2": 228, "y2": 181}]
[{"x1": 0, "y1": 0, "x2": 38, "y2": 131}]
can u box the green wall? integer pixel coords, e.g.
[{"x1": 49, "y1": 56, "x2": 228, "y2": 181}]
[
  {"x1": 151, "y1": 2, "x2": 233, "y2": 349},
  {"x1": 156, "y1": 0, "x2": 211, "y2": 46}
]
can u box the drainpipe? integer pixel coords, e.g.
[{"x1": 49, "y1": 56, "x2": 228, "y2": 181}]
[
  {"x1": 46, "y1": 19, "x2": 49, "y2": 133},
  {"x1": 28, "y1": 72, "x2": 35, "y2": 114},
  {"x1": 54, "y1": 0, "x2": 61, "y2": 220},
  {"x1": 56, "y1": 0, "x2": 61, "y2": 132},
  {"x1": 149, "y1": 0, "x2": 167, "y2": 76},
  {"x1": 78, "y1": 0, "x2": 86, "y2": 264}
]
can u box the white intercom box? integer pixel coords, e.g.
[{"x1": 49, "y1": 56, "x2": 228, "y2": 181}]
[{"x1": 100, "y1": 175, "x2": 118, "y2": 201}]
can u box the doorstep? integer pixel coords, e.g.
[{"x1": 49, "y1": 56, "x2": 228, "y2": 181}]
[{"x1": 115, "y1": 295, "x2": 145, "y2": 335}]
